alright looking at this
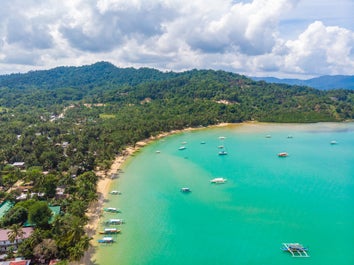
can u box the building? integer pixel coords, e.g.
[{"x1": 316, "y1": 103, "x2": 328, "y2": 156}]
[{"x1": 0, "y1": 227, "x2": 33, "y2": 253}]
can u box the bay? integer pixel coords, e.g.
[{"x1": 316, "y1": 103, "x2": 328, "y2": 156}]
[{"x1": 94, "y1": 122, "x2": 354, "y2": 265}]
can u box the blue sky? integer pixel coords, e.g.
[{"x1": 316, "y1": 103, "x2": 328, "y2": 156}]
[{"x1": 0, "y1": 0, "x2": 353, "y2": 78}]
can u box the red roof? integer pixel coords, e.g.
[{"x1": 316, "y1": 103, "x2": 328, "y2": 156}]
[{"x1": 9, "y1": 261, "x2": 29, "y2": 265}]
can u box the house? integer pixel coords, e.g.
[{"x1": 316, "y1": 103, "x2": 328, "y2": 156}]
[
  {"x1": 11, "y1": 163, "x2": 25, "y2": 169},
  {"x1": 0, "y1": 258, "x2": 31, "y2": 265},
  {"x1": 0, "y1": 227, "x2": 33, "y2": 253}
]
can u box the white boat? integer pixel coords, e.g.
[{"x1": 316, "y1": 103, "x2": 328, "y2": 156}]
[
  {"x1": 99, "y1": 228, "x2": 121, "y2": 234},
  {"x1": 330, "y1": 140, "x2": 338, "y2": 145},
  {"x1": 218, "y1": 150, "x2": 228, "y2": 155},
  {"x1": 98, "y1": 237, "x2": 114, "y2": 243},
  {"x1": 178, "y1": 146, "x2": 186, "y2": 150},
  {"x1": 278, "y1": 152, "x2": 288, "y2": 157},
  {"x1": 105, "y1": 218, "x2": 124, "y2": 225},
  {"x1": 110, "y1": 190, "x2": 121, "y2": 195},
  {"x1": 180, "y1": 187, "x2": 191, "y2": 193},
  {"x1": 104, "y1": 207, "x2": 121, "y2": 213},
  {"x1": 210, "y1": 178, "x2": 227, "y2": 184}
]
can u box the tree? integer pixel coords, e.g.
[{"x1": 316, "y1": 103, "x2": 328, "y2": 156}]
[
  {"x1": 7, "y1": 224, "x2": 25, "y2": 243},
  {"x1": 1, "y1": 206, "x2": 28, "y2": 226},
  {"x1": 33, "y1": 239, "x2": 58, "y2": 263},
  {"x1": 28, "y1": 201, "x2": 52, "y2": 228}
]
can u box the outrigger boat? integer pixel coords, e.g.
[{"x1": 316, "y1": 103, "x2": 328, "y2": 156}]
[
  {"x1": 99, "y1": 228, "x2": 121, "y2": 234},
  {"x1": 104, "y1": 207, "x2": 121, "y2": 213},
  {"x1": 278, "y1": 152, "x2": 288, "y2": 157},
  {"x1": 281, "y1": 243, "x2": 309, "y2": 257},
  {"x1": 98, "y1": 237, "x2": 114, "y2": 243},
  {"x1": 110, "y1": 190, "x2": 121, "y2": 195},
  {"x1": 210, "y1": 178, "x2": 227, "y2": 184},
  {"x1": 105, "y1": 218, "x2": 124, "y2": 225}
]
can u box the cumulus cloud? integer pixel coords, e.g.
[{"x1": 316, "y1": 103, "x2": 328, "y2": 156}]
[
  {"x1": 284, "y1": 21, "x2": 354, "y2": 75},
  {"x1": 0, "y1": 0, "x2": 353, "y2": 77}
]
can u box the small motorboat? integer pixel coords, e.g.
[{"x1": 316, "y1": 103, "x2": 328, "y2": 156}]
[
  {"x1": 210, "y1": 178, "x2": 227, "y2": 184},
  {"x1": 180, "y1": 187, "x2": 191, "y2": 193},
  {"x1": 104, "y1": 207, "x2": 121, "y2": 213},
  {"x1": 277, "y1": 152, "x2": 288, "y2": 157},
  {"x1": 98, "y1": 237, "x2": 114, "y2": 243},
  {"x1": 99, "y1": 228, "x2": 121, "y2": 234}
]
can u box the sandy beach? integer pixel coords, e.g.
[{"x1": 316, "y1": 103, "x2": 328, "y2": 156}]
[{"x1": 78, "y1": 125, "x2": 220, "y2": 265}]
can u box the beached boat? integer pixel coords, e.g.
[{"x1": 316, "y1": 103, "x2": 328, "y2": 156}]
[
  {"x1": 104, "y1": 207, "x2": 121, "y2": 213},
  {"x1": 110, "y1": 190, "x2": 121, "y2": 195},
  {"x1": 210, "y1": 178, "x2": 227, "y2": 184},
  {"x1": 281, "y1": 243, "x2": 309, "y2": 257},
  {"x1": 98, "y1": 237, "x2": 114, "y2": 243},
  {"x1": 105, "y1": 218, "x2": 124, "y2": 225},
  {"x1": 277, "y1": 152, "x2": 288, "y2": 157},
  {"x1": 180, "y1": 187, "x2": 191, "y2": 193},
  {"x1": 99, "y1": 228, "x2": 121, "y2": 234},
  {"x1": 218, "y1": 150, "x2": 228, "y2": 155}
]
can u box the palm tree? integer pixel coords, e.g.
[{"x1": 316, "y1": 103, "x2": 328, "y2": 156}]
[{"x1": 7, "y1": 224, "x2": 25, "y2": 243}]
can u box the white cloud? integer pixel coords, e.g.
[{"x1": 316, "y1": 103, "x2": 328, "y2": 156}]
[
  {"x1": 284, "y1": 21, "x2": 354, "y2": 75},
  {"x1": 0, "y1": 0, "x2": 353, "y2": 78}
]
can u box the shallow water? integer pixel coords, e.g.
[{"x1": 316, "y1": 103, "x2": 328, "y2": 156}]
[{"x1": 94, "y1": 123, "x2": 354, "y2": 265}]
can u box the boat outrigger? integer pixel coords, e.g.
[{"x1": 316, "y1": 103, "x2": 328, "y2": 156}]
[
  {"x1": 99, "y1": 228, "x2": 121, "y2": 234},
  {"x1": 110, "y1": 190, "x2": 121, "y2": 195},
  {"x1": 104, "y1": 207, "x2": 121, "y2": 213},
  {"x1": 105, "y1": 218, "x2": 124, "y2": 225},
  {"x1": 180, "y1": 187, "x2": 191, "y2": 193},
  {"x1": 278, "y1": 152, "x2": 288, "y2": 157},
  {"x1": 210, "y1": 178, "x2": 227, "y2": 184},
  {"x1": 98, "y1": 237, "x2": 114, "y2": 243},
  {"x1": 281, "y1": 243, "x2": 309, "y2": 257}
]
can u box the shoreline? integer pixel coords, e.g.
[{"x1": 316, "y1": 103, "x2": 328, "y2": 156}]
[
  {"x1": 79, "y1": 123, "x2": 232, "y2": 265},
  {"x1": 79, "y1": 120, "x2": 352, "y2": 264}
]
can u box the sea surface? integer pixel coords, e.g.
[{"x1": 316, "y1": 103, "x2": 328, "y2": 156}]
[{"x1": 94, "y1": 122, "x2": 354, "y2": 265}]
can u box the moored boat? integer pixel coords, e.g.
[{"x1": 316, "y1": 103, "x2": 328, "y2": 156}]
[
  {"x1": 105, "y1": 218, "x2": 124, "y2": 225},
  {"x1": 180, "y1": 187, "x2": 191, "y2": 193},
  {"x1": 281, "y1": 243, "x2": 309, "y2": 257},
  {"x1": 178, "y1": 146, "x2": 186, "y2": 150},
  {"x1": 210, "y1": 177, "x2": 227, "y2": 184},
  {"x1": 218, "y1": 150, "x2": 228, "y2": 155},
  {"x1": 99, "y1": 228, "x2": 121, "y2": 234},
  {"x1": 278, "y1": 152, "x2": 288, "y2": 157},
  {"x1": 104, "y1": 207, "x2": 121, "y2": 213},
  {"x1": 110, "y1": 190, "x2": 121, "y2": 195},
  {"x1": 98, "y1": 237, "x2": 114, "y2": 243}
]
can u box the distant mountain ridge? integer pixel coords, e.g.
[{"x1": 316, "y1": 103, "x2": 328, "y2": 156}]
[{"x1": 251, "y1": 75, "x2": 354, "y2": 90}]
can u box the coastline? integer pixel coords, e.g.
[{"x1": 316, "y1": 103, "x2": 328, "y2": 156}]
[
  {"x1": 78, "y1": 121, "x2": 353, "y2": 264},
  {"x1": 79, "y1": 124, "x2": 232, "y2": 265}
]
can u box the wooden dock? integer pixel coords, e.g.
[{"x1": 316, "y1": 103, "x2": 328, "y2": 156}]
[{"x1": 282, "y1": 243, "x2": 309, "y2": 258}]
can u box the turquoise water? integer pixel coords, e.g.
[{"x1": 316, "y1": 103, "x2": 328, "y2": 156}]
[{"x1": 94, "y1": 123, "x2": 354, "y2": 265}]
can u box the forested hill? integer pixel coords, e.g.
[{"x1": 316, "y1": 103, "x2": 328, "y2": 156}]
[{"x1": 0, "y1": 61, "x2": 176, "y2": 89}]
